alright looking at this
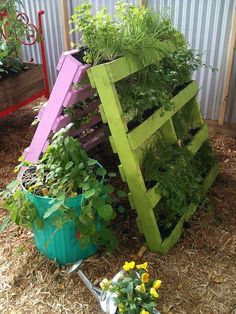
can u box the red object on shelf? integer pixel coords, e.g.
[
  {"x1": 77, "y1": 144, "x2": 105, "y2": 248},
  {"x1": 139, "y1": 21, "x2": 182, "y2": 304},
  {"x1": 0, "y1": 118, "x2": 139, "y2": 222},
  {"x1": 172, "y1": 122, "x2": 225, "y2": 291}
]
[{"x1": 0, "y1": 10, "x2": 50, "y2": 118}]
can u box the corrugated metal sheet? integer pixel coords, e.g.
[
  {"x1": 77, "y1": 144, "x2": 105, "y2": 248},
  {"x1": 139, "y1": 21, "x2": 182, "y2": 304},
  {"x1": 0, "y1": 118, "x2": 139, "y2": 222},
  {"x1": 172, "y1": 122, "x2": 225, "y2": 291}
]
[
  {"x1": 20, "y1": 0, "x2": 236, "y2": 123},
  {"x1": 20, "y1": 0, "x2": 64, "y2": 89},
  {"x1": 149, "y1": 0, "x2": 236, "y2": 122}
]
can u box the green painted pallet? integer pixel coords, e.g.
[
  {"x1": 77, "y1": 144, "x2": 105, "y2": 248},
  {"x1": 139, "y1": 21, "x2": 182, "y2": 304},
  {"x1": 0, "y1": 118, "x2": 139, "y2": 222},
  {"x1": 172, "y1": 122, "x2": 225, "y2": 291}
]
[{"x1": 87, "y1": 41, "x2": 218, "y2": 253}]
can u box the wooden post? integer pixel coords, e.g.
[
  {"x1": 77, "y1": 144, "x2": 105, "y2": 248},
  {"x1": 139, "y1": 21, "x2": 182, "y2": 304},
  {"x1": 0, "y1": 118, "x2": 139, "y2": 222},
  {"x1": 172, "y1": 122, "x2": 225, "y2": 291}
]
[
  {"x1": 60, "y1": 0, "x2": 71, "y2": 51},
  {"x1": 139, "y1": 0, "x2": 148, "y2": 7},
  {"x1": 219, "y1": 8, "x2": 236, "y2": 125}
]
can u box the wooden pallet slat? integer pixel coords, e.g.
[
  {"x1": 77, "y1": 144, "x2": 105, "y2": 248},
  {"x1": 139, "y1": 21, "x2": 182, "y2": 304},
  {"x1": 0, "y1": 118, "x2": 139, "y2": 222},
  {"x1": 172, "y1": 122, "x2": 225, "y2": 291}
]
[
  {"x1": 127, "y1": 81, "x2": 198, "y2": 150},
  {"x1": 24, "y1": 51, "x2": 105, "y2": 163},
  {"x1": 88, "y1": 42, "x2": 218, "y2": 253}
]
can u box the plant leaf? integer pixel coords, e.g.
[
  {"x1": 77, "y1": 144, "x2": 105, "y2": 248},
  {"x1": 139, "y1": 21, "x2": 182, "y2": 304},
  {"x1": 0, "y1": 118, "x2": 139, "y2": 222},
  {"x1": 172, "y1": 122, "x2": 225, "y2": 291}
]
[{"x1": 97, "y1": 204, "x2": 113, "y2": 219}]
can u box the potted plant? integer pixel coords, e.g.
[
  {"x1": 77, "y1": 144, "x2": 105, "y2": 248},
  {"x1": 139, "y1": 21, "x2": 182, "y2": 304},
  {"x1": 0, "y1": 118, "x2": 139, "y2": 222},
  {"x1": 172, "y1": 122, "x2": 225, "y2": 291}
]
[
  {"x1": 99, "y1": 261, "x2": 161, "y2": 314},
  {"x1": 2, "y1": 124, "x2": 123, "y2": 264},
  {"x1": 0, "y1": 0, "x2": 46, "y2": 115}
]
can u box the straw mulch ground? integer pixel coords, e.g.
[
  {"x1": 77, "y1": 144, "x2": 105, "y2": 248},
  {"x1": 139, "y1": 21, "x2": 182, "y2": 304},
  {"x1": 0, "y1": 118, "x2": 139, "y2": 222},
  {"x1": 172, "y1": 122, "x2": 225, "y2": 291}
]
[{"x1": 0, "y1": 105, "x2": 236, "y2": 314}]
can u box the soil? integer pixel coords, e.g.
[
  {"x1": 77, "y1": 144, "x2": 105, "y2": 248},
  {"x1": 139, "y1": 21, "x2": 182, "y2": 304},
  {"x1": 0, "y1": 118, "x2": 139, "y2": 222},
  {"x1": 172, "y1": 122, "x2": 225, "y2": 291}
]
[
  {"x1": 72, "y1": 47, "x2": 90, "y2": 65},
  {"x1": 0, "y1": 105, "x2": 236, "y2": 314}
]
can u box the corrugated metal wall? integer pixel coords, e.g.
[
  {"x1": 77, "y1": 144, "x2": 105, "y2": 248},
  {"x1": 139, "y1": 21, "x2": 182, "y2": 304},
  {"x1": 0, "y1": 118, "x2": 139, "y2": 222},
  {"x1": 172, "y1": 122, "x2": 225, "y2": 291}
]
[{"x1": 20, "y1": 0, "x2": 236, "y2": 123}]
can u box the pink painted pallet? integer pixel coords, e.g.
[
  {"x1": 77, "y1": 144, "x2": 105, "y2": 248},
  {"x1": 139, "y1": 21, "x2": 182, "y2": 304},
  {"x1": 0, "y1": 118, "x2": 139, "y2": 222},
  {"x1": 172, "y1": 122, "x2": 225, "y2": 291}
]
[{"x1": 24, "y1": 50, "x2": 107, "y2": 163}]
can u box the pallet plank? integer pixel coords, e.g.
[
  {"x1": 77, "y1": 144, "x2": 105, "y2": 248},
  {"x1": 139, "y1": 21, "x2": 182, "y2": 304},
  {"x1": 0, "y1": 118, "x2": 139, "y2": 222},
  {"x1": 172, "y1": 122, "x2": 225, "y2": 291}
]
[{"x1": 128, "y1": 81, "x2": 198, "y2": 150}]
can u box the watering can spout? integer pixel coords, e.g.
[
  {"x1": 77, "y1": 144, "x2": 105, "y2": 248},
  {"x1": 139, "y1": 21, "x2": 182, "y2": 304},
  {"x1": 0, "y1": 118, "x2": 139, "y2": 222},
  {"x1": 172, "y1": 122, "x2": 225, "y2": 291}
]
[{"x1": 68, "y1": 260, "x2": 102, "y2": 301}]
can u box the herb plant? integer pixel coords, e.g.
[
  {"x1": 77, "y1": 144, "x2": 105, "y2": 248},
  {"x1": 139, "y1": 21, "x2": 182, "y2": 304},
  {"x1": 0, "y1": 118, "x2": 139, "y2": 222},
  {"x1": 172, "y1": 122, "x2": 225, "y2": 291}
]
[
  {"x1": 2, "y1": 124, "x2": 126, "y2": 251},
  {"x1": 100, "y1": 261, "x2": 161, "y2": 314},
  {"x1": 71, "y1": 1, "x2": 185, "y2": 65},
  {"x1": 117, "y1": 47, "x2": 214, "y2": 127},
  {"x1": 141, "y1": 134, "x2": 216, "y2": 235}
]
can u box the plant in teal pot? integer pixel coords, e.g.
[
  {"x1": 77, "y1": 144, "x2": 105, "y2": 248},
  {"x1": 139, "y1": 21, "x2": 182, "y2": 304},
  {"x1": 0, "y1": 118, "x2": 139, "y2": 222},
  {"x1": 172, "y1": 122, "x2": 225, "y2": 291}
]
[{"x1": 2, "y1": 124, "x2": 120, "y2": 264}]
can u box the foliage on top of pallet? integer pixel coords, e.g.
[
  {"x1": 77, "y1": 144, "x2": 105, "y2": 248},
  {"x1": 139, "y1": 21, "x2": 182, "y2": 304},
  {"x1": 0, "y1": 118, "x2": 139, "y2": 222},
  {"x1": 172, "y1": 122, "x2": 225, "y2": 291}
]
[
  {"x1": 88, "y1": 40, "x2": 178, "y2": 87},
  {"x1": 71, "y1": 1, "x2": 186, "y2": 66}
]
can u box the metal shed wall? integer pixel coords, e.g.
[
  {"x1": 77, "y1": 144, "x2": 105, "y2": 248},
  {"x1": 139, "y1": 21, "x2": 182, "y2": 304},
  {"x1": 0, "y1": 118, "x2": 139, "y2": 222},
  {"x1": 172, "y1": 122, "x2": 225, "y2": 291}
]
[{"x1": 20, "y1": 0, "x2": 236, "y2": 123}]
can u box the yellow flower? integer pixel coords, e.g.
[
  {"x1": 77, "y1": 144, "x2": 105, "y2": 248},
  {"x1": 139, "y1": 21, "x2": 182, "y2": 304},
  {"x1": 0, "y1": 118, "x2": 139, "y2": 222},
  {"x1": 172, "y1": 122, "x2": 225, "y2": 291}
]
[
  {"x1": 141, "y1": 283, "x2": 146, "y2": 293},
  {"x1": 99, "y1": 278, "x2": 110, "y2": 290},
  {"x1": 141, "y1": 272, "x2": 149, "y2": 283},
  {"x1": 150, "y1": 287, "x2": 159, "y2": 298},
  {"x1": 118, "y1": 303, "x2": 125, "y2": 312},
  {"x1": 136, "y1": 262, "x2": 148, "y2": 271},
  {"x1": 135, "y1": 283, "x2": 146, "y2": 293},
  {"x1": 140, "y1": 309, "x2": 150, "y2": 314},
  {"x1": 123, "y1": 261, "x2": 135, "y2": 271},
  {"x1": 153, "y1": 279, "x2": 162, "y2": 290}
]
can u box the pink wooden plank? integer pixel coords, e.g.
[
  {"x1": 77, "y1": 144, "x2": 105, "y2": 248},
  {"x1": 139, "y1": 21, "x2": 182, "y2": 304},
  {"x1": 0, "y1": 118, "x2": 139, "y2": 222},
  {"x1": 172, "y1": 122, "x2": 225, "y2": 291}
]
[
  {"x1": 24, "y1": 55, "x2": 84, "y2": 163},
  {"x1": 42, "y1": 140, "x2": 50, "y2": 153},
  {"x1": 73, "y1": 64, "x2": 90, "y2": 83},
  {"x1": 56, "y1": 49, "x2": 79, "y2": 72},
  {"x1": 52, "y1": 101, "x2": 100, "y2": 131},
  {"x1": 69, "y1": 115, "x2": 102, "y2": 137},
  {"x1": 81, "y1": 126, "x2": 107, "y2": 151},
  {"x1": 37, "y1": 102, "x2": 47, "y2": 120},
  {"x1": 63, "y1": 85, "x2": 95, "y2": 108}
]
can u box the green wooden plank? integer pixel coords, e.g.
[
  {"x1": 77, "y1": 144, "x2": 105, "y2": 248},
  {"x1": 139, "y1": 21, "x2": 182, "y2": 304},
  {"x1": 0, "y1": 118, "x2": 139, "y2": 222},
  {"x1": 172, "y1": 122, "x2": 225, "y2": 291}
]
[
  {"x1": 146, "y1": 183, "x2": 161, "y2": 208},
  {"x1": 105, "y1": 41, "x2": 177, "y2": 83},
  {"x1": 161, "y1": 119, "x2": 178, "y2": 144},
  {"x1": 187, "y1": 124, "x2": 208, "y2": 154},
  {"x1": 88, "y1": 40, "x2": 180, "y2": 85},
  {"x1": 118, "y1": 164, "x2": 127, "y2": 182},
  {"x1": 159, "y1": 163, "x2": 218, "y2": 253},
  {"x1": 88, "y1": 64, "x2": 163, "y2": 251},
  {"x1": 99, "y1": 104, "x2": 107, "y2": 123},
  {"x1": 128, "y1": 81, "x2": 198, "y2": 150},
  {"x1": 202, "y1": 163, "x2": 219, "y2": 194},
  {"x1": 160, "y1": 203, "x2": 197, "y2": 253}
]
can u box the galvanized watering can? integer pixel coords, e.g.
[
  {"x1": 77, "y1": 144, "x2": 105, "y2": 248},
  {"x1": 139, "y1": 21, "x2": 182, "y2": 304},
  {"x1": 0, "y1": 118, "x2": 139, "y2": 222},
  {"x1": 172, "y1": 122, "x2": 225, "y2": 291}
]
[{"x1": 68, "y1": 260, "x2": 161, "y2": 314}]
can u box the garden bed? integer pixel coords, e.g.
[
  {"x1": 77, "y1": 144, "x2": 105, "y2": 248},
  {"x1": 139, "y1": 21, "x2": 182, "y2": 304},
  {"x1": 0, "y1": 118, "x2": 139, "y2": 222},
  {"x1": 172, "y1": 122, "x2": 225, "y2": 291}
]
[
  {"x1": 0, "y1": 64, "x2": 44, "y2": 112},
  {"x1": 0, "y1": 105, "x2": 236, "y2": 313}
]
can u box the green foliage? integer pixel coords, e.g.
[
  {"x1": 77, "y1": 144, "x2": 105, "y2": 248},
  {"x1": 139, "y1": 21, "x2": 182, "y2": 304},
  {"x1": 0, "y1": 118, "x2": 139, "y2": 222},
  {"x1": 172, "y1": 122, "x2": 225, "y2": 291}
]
[
  {"x1": 101, "y1": 261, "x2": 161, "y2": 314},
  {"x1": 2, "y1": 180, "x2": 37, "y2": 228},
  {"x1": 2, "y1": 124, "x2": 126, "y2": 251},
  {"x1": 117, "y1": 47, "x2": 212, "y2": 126},
  {"x1": 141, "y1": 134, "x2": 216, "y2": 234},
  {"x1": 0, "y1": 0, "x2": 37, "y2": 77},
  {"x1": 71, "y1": 1, "x2": 185, "y2": 65}
]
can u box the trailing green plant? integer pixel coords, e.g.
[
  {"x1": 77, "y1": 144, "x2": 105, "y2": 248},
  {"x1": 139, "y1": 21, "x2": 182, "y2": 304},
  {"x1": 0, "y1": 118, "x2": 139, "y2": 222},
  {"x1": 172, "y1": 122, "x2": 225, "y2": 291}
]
[
  {"x1": 117, "y1": 46, "x2": 214, "y2": 126},
  {"x1": 2, "y1": 180, "x2": 37, "y2": 228},
  {"x1": 141, "y1": 134, "x2": 216, "y2": 234},
  {"x1": 71, "y1": 1, "x2": 185, "y2": 65},
  {"x1": 2, "y1": 124, "x2": 126, "y2": 251}
]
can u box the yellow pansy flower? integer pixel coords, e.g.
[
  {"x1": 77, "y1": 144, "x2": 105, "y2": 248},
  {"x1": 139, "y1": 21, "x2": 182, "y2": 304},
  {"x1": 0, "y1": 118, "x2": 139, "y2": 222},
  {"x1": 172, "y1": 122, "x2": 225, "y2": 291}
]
[
  {"x1": 141, "y1": 283, "x2": 146, "y2": 293},
  {"x1": 150, "y1": 287, "x2": 159, "y2": 298},
  {"x1": 118, "y1": 303, "x2": 125, "y2": 312},
  {"x1": 123, "y1": 261, "x2": 135, "y2": 271},
  {"x1": 99, "y1": 278, "x2": 110, "y2": 290},
  {"x1": 153, "y1": 279, "x2": 162, "y2": 290},
  {"x1": 141, "y1": 272, "x2": 149, "y2": 283},
  {"x1": 136, "y1": 262, "x2": 148, "y2": 271},
  {"x1": 140, "y1": 309, "x2": 150, "y2": 314}
]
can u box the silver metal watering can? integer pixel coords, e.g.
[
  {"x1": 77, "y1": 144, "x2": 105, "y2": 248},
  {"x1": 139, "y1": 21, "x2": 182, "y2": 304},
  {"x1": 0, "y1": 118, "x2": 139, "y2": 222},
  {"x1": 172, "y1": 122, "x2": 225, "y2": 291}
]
[
  {"x1": 68, "y1": 260, "x2": 118, "y2": 313},
  {"x1": 68, "y1": 260, "x2": 161, "y2": 314}
]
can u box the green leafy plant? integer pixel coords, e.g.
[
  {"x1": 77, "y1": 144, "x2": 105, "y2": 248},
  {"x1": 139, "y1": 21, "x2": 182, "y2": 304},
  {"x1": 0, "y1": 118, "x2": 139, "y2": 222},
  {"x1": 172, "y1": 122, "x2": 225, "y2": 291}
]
[
  {"x1": 141, "y1": 134, "x2": 216, "y2": 235},
  {"x1": 100, "y1": 261, "x2": 161, "y2": 314},
  {"x1": 2, "y1": 124, "x2": 126, "y2": 251},
  {"x1": 71, "y1": 1, "x2": 185, "y2": 65},
  {"x1": 116, "y1": 46, "x2": 214, "y2": 127},
  {"x1": 0, "y1": 0, "x2": 39, "y2": 77}
]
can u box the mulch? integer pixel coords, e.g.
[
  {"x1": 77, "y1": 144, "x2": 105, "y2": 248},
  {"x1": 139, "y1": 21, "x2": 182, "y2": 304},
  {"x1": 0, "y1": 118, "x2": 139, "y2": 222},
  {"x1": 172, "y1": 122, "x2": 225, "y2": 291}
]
[{"x1": 0, "y1": 105, "x2": 236, "y2": 314}]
